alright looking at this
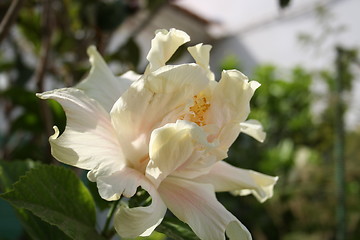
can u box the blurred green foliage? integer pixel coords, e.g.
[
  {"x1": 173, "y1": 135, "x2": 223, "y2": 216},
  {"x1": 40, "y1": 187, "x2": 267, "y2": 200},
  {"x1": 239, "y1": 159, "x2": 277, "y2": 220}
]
[{"x1": 221, "y1": 62, "x2": 360, "y2": 240}]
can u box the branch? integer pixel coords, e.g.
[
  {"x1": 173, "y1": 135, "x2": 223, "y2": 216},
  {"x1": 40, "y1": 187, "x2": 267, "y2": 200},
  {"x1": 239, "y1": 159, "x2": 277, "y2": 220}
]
[
  {"x1": 35, "y1": 0, "x2": 55, "y2": 162},
  {"x1": 0, "y1": 0, "x2": 25, "y2": 44},
  {"x1": 101, "y1": 199, "x2": 120, "y2": 238}
]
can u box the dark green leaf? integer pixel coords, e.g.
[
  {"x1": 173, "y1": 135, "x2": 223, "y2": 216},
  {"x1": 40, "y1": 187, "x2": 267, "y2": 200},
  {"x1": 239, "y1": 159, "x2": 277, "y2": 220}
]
[
  {"x1": 279, "y1": 0, "x2": 291, "y2": 8},
  {"x1": 96, "y1": 0, "x2": 127, "y2": 31},
  {"x1": 0, "y1": 165, "x2": 104, "y2": 240},
  {"x1": 17, "y1": 208, "x2": 71, "y2": 240},
  {"x1": 0, "y1": 160, "x2": 70, "y2": 240},
  {"x1": 156, "y1": 217, "x2": 200, "y2": 240},
  {"x1": 128, "y1": 187, "x2": 151, "y2": 208},
  {"x1": 0, "y1": 159, "x2": 38, "y2": 192}
]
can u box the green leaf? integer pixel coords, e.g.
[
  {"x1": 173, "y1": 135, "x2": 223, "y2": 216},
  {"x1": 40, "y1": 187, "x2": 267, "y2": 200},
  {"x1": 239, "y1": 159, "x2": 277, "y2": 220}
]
[
  {"x1": 0, "y1": 160, "x2": 71, "y2": 240},
  {"x1": 0, "y1": 159, "x2": 38, "y2": 192},
  {"x1": 0, "y1": 164, "x2": 104, "y2": 240},
  {"x1": 156, "y1": 217, "x2": 200, "y2": 240},
  {"x1": 128, "y1": 187, "x2": 151, "y2": 208},
  {"x1": 122, "y1": 231, "x2": 166, "y2": 240},
  {"x1": 0, "y1": 160, "x2": 37, "y2": 239},
  {"x1": 279, "y1": 0, "x2": 291, "y2": 8},
  {"x1": 16, "y1": 208, "x2": 71, "y2": 240},
  {"x1": 96, "y1": 0, "x2": 127, "y2": 31}
]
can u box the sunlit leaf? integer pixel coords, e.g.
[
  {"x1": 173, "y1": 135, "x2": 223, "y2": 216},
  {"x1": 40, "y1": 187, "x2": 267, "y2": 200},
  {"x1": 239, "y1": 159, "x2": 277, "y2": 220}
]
[
  {"x1": 1, "y1": 164, "x2": 104, "y2": 240},
  {"x1": 0, "y1": 160, "x2": 70, "y2": 240}
]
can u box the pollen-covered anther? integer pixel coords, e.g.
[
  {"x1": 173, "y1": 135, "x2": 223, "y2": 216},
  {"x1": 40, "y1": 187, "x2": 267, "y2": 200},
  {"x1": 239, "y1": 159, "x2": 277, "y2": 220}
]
[{"x1": 185, "y1": 95, "x2": 210, "y2": 126}]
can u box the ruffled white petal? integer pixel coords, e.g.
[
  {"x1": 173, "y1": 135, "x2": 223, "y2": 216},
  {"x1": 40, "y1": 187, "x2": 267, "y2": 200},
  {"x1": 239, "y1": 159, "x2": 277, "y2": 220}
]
[
  {"x1": 158, "y1": 177, "x2": 252, "y2": 240},
  {"x1": 145, "y1": 120, "x2": 216, "y2": 187},
  {"x1": 96, "y1": 167, "x2": 146, "y2": 200},
  {"x1": 240, "y1": 119, "x2": 266, "y2": 142},
  {"x1": 207, "y1": 70, "x2": 260, "y2": 150},
  {"x1": 210, "y1": 70, "x2": 260, "y2": 124},
  {"x1": 77, "y1": 46, "x2": 139, "y2": 112},
  {"x1": 195, "y1": 161, "x2": 278, "y2": 203},
  {"x1": 110, "y1": 64, "x2": 208, "y2": 170},
  {"x1": 188, "y1": 43, "x2": 215, "y2": 80},
  {"x1": 112, "y1": 173, "x2": 167, "y2": 238},
  {"x1": 36, "y1": 88, "x2": 124, "y2": 178},
  {"x1": 146, "y1": 28, "x2": 190, "y2": 73}
]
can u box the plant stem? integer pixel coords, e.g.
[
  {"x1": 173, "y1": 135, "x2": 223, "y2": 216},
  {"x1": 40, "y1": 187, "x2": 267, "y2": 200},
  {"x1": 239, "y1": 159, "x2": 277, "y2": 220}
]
[
  {"x1": 334, "y1": 46, "x2": 346, "y2": 240},
  {"x1": 101, "y1": 199, "x2": 120, "y2": 238}
]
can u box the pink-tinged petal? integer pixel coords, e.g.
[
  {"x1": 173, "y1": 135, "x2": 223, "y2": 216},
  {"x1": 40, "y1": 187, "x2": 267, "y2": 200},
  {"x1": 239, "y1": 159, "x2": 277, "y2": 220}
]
[
  {"x1": 36, "y1": 88, "x2": 125, "y2": 178},
  {"x1": 206, "y1": 70, "x2": 261, "y2": 150},
  {"x1": 111, "y1": 172, "x2": 167, "y2": 238},
  {"x1": 170, "y1": 150, "x2": 220, "y2": 180},
  {"x1": 145, "y1": 120, "x2": 217, "y2": 187},
  {"x1": 195, "y1": 161, "x2": 278, "y2": 203},
  {"x1": 188, "y1": 43, "x2": 215, "y2": 80},
  {"x1": 146, "y1": 28, "x2": 190, "y2": 73},
  {"x1": 77, "y1": 46, "x2": 139, "y2": 112},
  {"x1": 240, "y1": 119, "x2": 266, "y2": 142},
  {"x1": 158, "y1": 177, "x2": 252, "y2": 240},
  {"x1": 110, "y1": 64, "x2": 208, "y2": 170}
]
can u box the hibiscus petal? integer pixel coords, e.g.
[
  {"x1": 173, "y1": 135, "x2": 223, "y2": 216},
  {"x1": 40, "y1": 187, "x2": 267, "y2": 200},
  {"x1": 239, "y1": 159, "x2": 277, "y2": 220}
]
[
  {"x1": 96, "y1": 167, "x2": 145, "y2": 200},
  {"x1": 195, "y1": 161, "x2": 278, "y2": 203},
  {"x1": 110, "y1": 64, "x2": 208, "y2": 169},
  {"x1": 145, "y1": 120, "x2": 215, "y2": 187},
  {"x1": 207, "y1": 70, "x2": 260, "y2": 150},
  {"x1": 188, "y1": 43, "x2": 215, "y2": 80},
  {"x1": 77, "y1": 46, "x2": 139, "y2": 112},
  {"x1": 146, "y1": 28, "x2": 190, "y2": 73},
  {"x1": 240, "y1": 119, "x2": 266, "y2": 142},
  {"x1": 158, "y1": 177, "x2": 252, "y2": 240},
  {"x1": 210, "y1": 70, "x2": 260, "y2": 124},
  {"x1": 109, "y1": 171, "x2": 167, "y2": 238},
  {"x1": 36, "y1": 88, "x2": 124, "y2": 178}
]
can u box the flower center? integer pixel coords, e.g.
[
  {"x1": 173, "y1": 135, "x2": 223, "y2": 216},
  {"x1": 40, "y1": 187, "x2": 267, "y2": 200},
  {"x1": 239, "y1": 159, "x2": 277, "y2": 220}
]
[{"x1": 181, "y1": 94, "x2": 210, "y2": 126}]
